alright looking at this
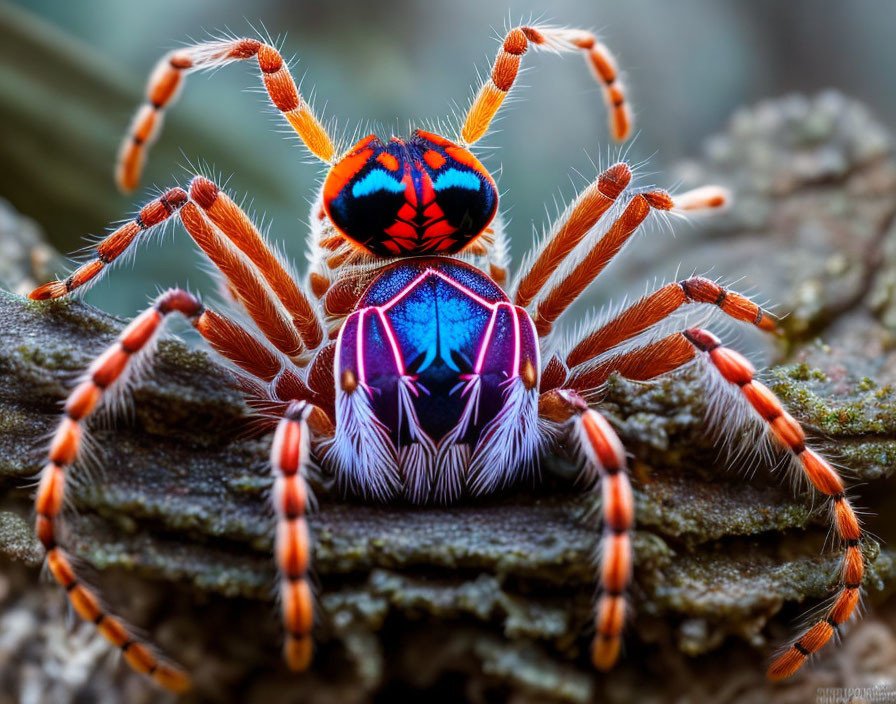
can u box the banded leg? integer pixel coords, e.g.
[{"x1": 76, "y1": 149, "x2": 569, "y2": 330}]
[
  {"x1": 565, "y1": 332, "x2": 697, "y2": 392},
  {"x1": 189, "y1": 177, "x2": 323, "y2": 349},
  {"x1": 530, "y1": 190, "x2": 673, "y2": 336},
  {"x1": 557, "y1": 327, "x2": 865, "y2": 677},
  {"x1": 270, "y1": 401, "x2": 318, "y2": 671},
  {"x1": 34, "y1": 289, "x2": 205, "y2": 692},
  {"x1": 679, "y1": 329, "x2": 865, "y2": 680},
  {"x1": 462, "y1": 25, "x2": 633, "y2": 146},
  {"x1": 514, "y1": 163, "x2": 632, "y2": 308},
  {"x1": 29, "y1": 189, "x2": 189, "y2": 301},
  {"x1": 29, "y1": 179, "x2": 324, "y2": 362},
  {"x1": 539, "y1": 389, "x2": 633, "y2": 670},
  {"x1": 529, "y1": 187, "x2": 729, "y2": 336},
  {"x1": 118, "y1": 37, "x2": 334, "y2": 191},
  {"x1": 566, "y1": 277, "x2": 776, "y2": 368}
]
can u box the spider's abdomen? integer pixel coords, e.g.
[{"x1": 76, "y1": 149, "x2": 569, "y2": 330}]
[
  {"x1": 322, "y1": 130, "x2": 498, "y2": 257},
  {"x1": 331, "y1": 258, "x2": 541, "y2": 501}
]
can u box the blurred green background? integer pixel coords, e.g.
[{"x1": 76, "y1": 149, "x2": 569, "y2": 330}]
[{"x1": 2, "y1": 0, "x2": 895, "y2": 317}]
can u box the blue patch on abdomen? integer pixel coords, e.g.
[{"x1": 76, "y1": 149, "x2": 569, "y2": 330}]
[{"x1": 339, "y1": 258, "x2": 520, "y2": 443}]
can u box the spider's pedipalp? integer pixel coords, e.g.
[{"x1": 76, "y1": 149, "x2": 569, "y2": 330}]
[
  {"x1": 461, "y1": 25, "x2": 631, "y2": 146},
  {"x1": 34, "y1": 289, "x2": 205, "y2": 693},
  {"x1": 118, "y1": 37, "x2": 335, "y2": 192}
]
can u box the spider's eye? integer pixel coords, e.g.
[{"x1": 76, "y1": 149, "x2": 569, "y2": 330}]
[{"x1": 322, "y1": 130, "x2": 498, "y2": 257}]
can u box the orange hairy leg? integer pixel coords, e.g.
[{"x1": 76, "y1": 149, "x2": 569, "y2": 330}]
[
  {"x1": 118, "y1": 38, "x2": 334, "y2": 191},
  {"x1": 565, "y1": 277, "x2": 777, "y2": 368},
  {"x1": 29, "y1": 178, "x2": 324, "y2": 363},
  {"x1": 462, "y1": 25, "x2": 633, "y2": 146},
  {"x1": 539, "y1": 390, "x2": 634, "y2": 670},
  {"x1": 597, "y1": 327, "x2": 865, "y2": 678},
  {"x1": 270, "y1": 401, "x2": 320, "y2": 671},
  {"x1": 178, "y1": 203, "x2": 306, "y2": 360},
  {"x1": 196, "y1": 309, "x2": 336, "y2": 425},
  {"x1": 566, "y1": 333, "x2": 698, "y2": 391},
  {"x1": 514, "y1": 163, "x2": 632, "y2": 308},
  {"x1": 556, "y1": 326, "x2": 864, "y2": 678},
  {"x1": 33, "y1": 289, "x2": 206, "y2": 693},
  {"x1": 29, "y1": 189, "x2": 189, "y2": 301},
  {"x1": 189, "y1": 177, "x2": 323, "y2": 349},
  {"x1": 531, "y1": 191, "x2": 670, "y2": 336},
  {"x1": 669, "y1": 328, "x2": 865, "y2": 680},
  {"x1": 529, "y1": 186, "x2": 728, "y2": 336}
]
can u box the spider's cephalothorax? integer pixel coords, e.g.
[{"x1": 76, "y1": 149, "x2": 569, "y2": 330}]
[
  {"x1": 323, "y1": 131, "x2": 498, "y2": 257},
  {"x1": 28, "y1": 23, "x2": 867, "y2": 693}
]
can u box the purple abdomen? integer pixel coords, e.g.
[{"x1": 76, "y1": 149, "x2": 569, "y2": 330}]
[{"x1": 331, "y1": 258, "x2": 541, "y2": 501}]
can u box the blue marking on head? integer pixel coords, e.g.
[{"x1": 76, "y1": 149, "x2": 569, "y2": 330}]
[
  {"x1": 351, "y1": 169, "x2": 405, "y2": 198},
  {"x1": 432, "y1": 168, "x2": 481, "y2": 192}
]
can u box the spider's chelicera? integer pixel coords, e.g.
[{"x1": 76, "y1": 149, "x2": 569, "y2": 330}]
[{"x1": 28, "y1": 23, "x2": 866, "y2": 693}]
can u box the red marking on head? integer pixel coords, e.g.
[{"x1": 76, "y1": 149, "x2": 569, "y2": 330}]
[
  {"x1": 376, "y1": 152, "x2": 399, "y2": 171},
  {"x1": 423, "y1": 202, "x2": 444, "y2": 219},
  {"x1": 422, "y1": 220, "x2": 456, "y2": 241},
  {"x1": 424, "y1": 150, "x2": 446, "y2": 169},
  {"x1": 323, "y1": 146, "x2": 375, "y2": 203},
  {"x1": 384, "y1": 221, "x2": 417, "y2": 241},
  {"x1": 419, "y1": 170, "x2": 435, "y2": 207}
]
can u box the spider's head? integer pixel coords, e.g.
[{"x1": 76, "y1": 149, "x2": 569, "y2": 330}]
[{"x1": 322, "y1": 130, "x2": 498, "y2": 258}]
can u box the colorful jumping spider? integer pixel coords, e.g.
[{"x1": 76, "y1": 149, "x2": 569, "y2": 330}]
[{"x1": 28, "y1": 22, "x2": 865, "y2": 692}]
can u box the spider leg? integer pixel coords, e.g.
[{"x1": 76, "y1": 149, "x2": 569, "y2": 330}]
[
  {"x1": 195, "y1": 307, "x2": 335, "y2": 425},
  {"x1": 270, "y1": 400, "x2": 324, "y2": 671},
  {"x1": 118, "y1": 37, "x2": 335, "y2": 191},
  {"x1": 524, "y1": 185, "x2": 728, "y2": 337},
  {"x1": 563, "y1": 332, "x2": 697, "y2": 392},
  {"x1": 514, "y1": 163, "x2": 632, "y2": 308},
  {"x1": 34, "y1": 289, "x2": 206, "y2": 692},
  {"x1": 679, "y1": 329, "x2": 864, "y2": 681},
  {"x1": 565, "y1": 277, "x2": 776, "y2": 368},
  {"x1": 539, "y1": 389, "x2": 633, "y2": 670},
  {"x1": 30, "y1": 178, "x2": 324, "y2": 359},
  {"x1": 559, "y1": 327, "x2": 864, "y2": 679},
  {"x1": 29, "y1": 189, "x2": 189, "y2": 301},
  {"x1": 189, "y1": 178, "x2": 323, "y2": 349},
  {"x1": 529, "y1": 189, "x2": 673, "y2": 336},
  {"x1": 462, "y1": 25, "x2": 633, "y2": 146}
]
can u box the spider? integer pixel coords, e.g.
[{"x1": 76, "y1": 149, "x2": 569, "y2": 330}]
[{"x1": 27, "y1": 22, "x2": 865, "y2": 693}]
